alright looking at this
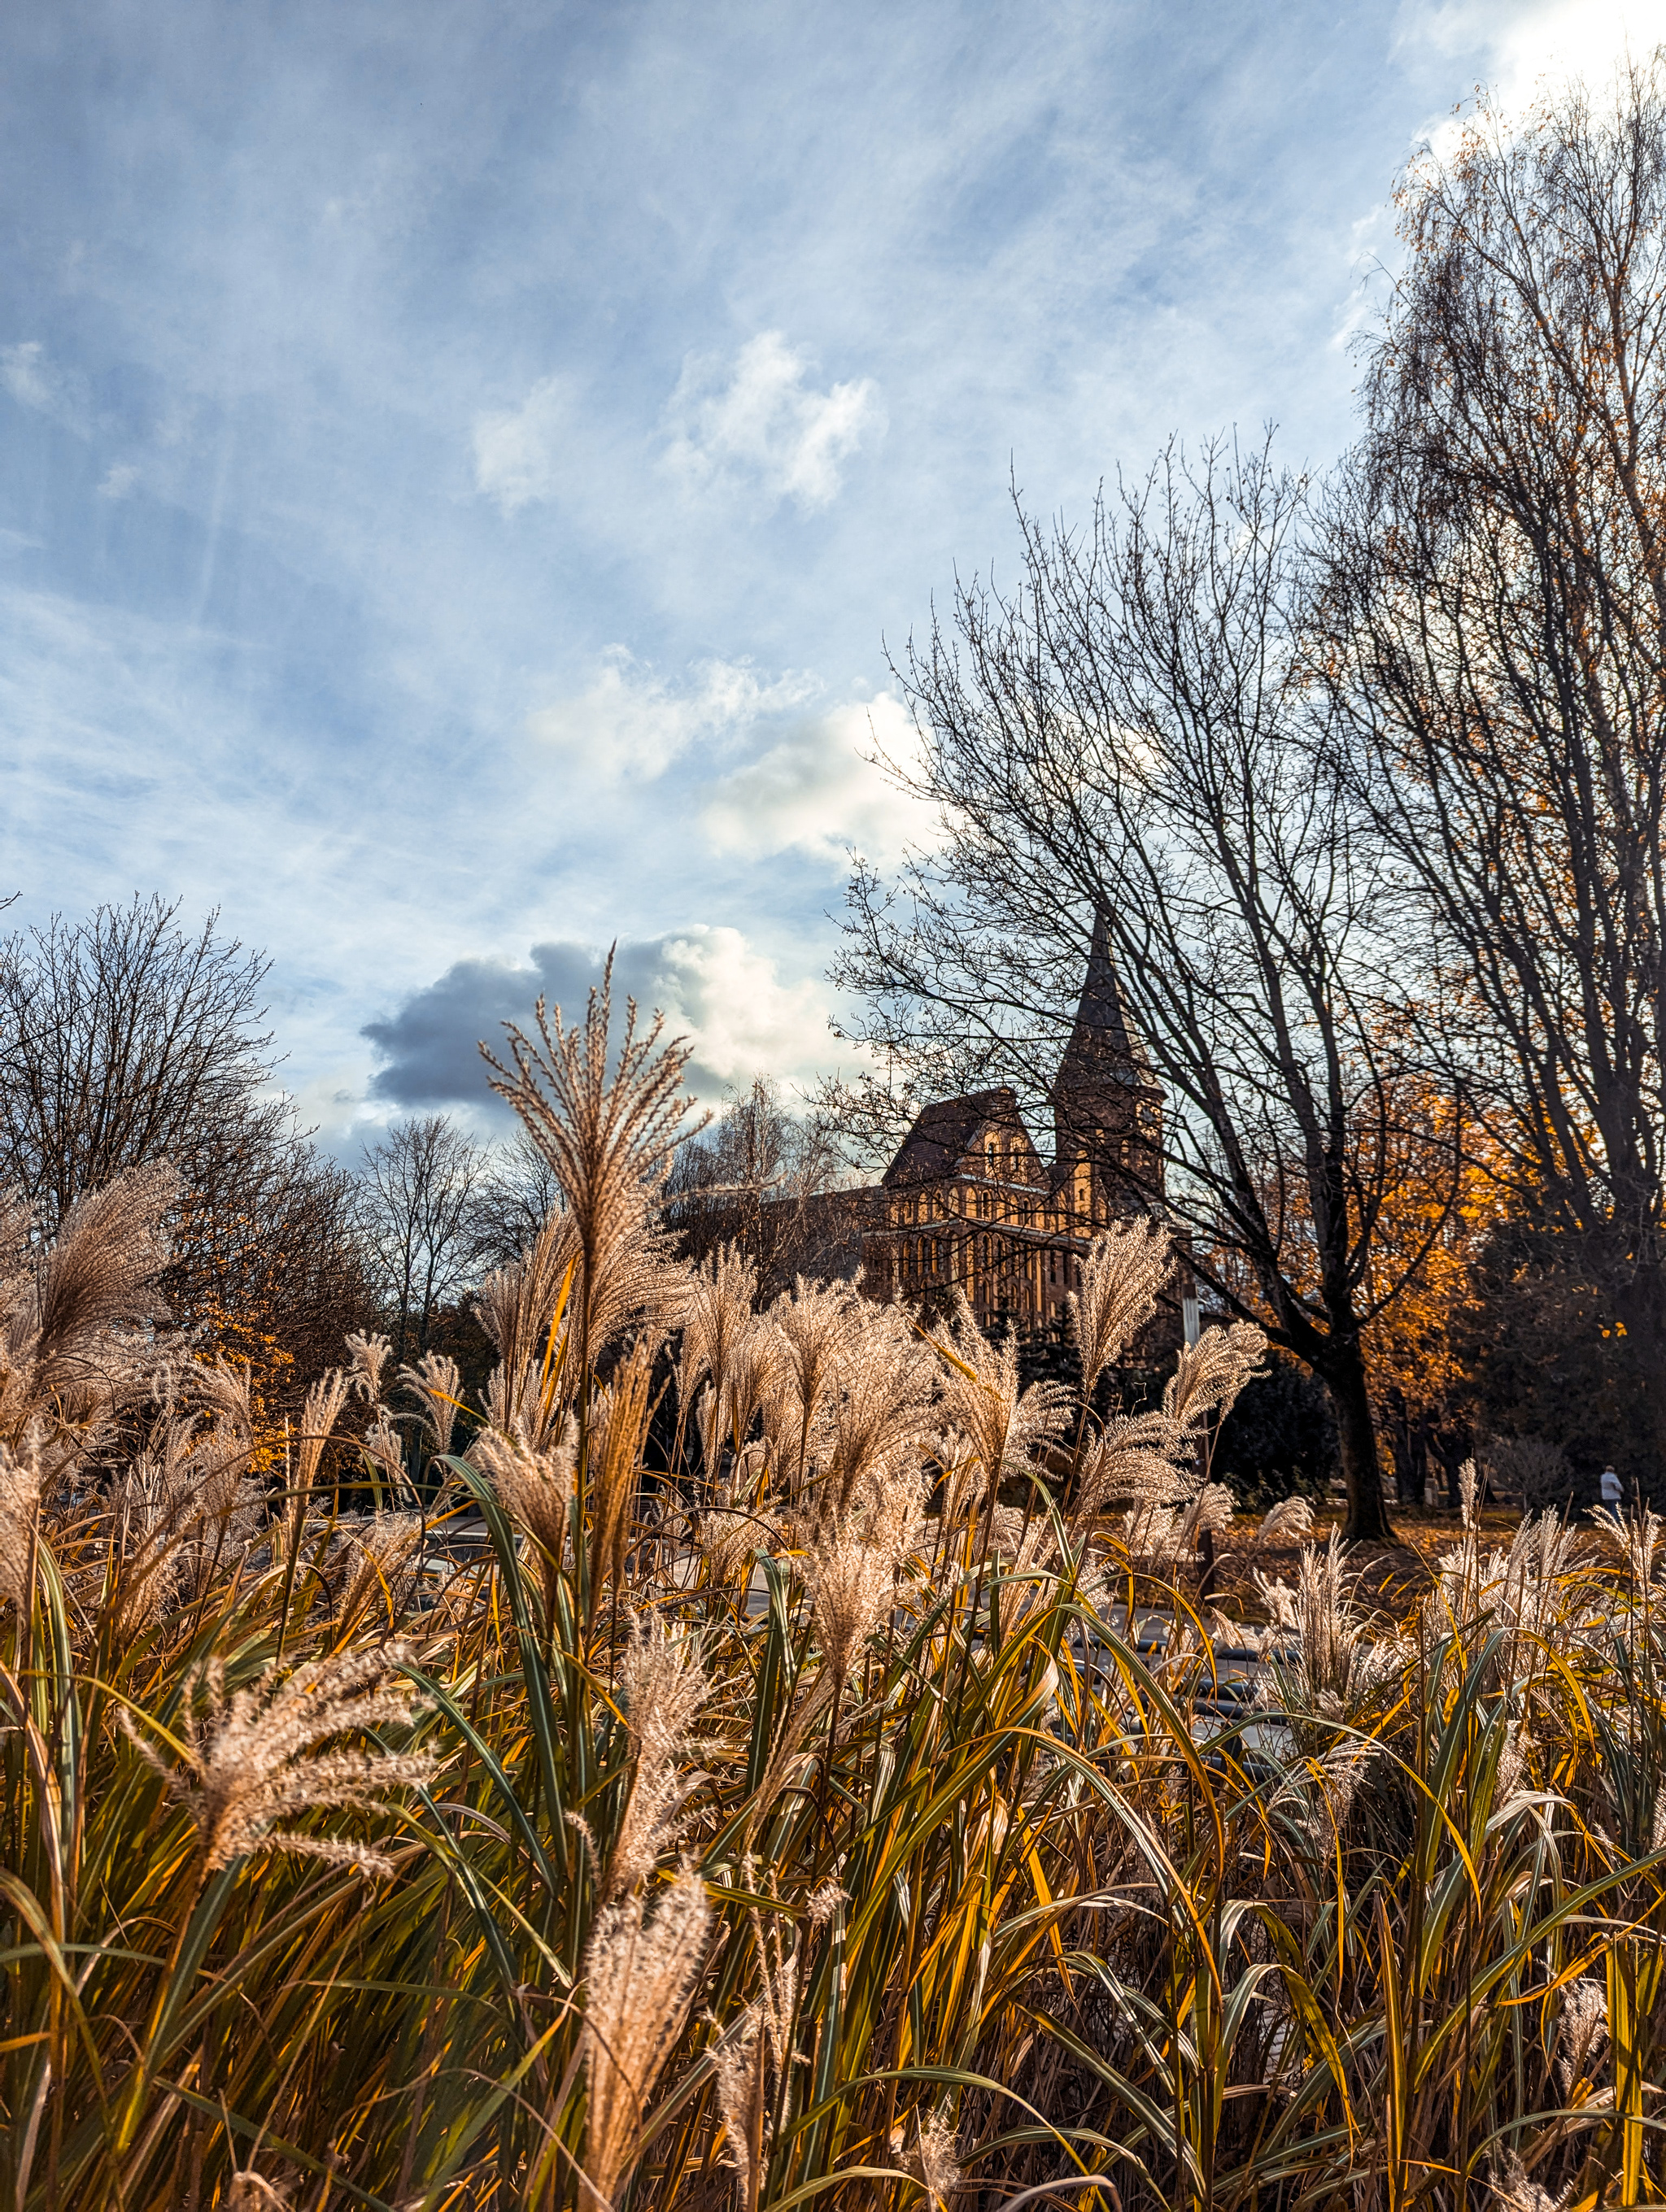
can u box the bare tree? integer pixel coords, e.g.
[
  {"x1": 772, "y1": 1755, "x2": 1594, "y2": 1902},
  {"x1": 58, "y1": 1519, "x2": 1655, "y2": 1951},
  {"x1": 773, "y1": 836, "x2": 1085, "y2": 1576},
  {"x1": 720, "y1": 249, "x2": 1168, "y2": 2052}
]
[
  {"x1": 1319, "y1": 59, "x2": 1666, "y2": 1465},
  {"x1": 0, "y1": 895, "x2": 278, "y2": 1230},
  {"x1": 666, "y1": 1077, "x2": 852, "y2": 1296},
  {"x1": 835, "y1": 440, "x2": 1455, "y2": 1539},
  {"x1": 0, "y1": 895, "x2": 372, "y2": 1404},
  {"x1": 359, "y1": 1114, "x2": 487, "y2": 1361},
  {"x1": 470, "y1": 1127, "x2": 565, "y2": 1268}
]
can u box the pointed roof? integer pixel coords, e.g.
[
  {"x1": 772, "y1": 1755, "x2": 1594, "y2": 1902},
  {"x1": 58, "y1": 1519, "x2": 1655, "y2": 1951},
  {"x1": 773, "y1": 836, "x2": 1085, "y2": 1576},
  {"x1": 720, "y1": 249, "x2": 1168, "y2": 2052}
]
[
  {"x1": 1051, "y1": 908, "x2": 1155, "y2": 1097},
  {"x1": 883, "y1": 1086, "x2": 1027, "y2": 1187}
]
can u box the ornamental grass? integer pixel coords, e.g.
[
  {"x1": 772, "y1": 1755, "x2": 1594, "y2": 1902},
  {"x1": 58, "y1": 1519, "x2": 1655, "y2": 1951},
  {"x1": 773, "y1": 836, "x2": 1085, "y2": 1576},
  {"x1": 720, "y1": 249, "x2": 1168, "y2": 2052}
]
[{"x1": 2, "y1": 974, "x2": 1664, "y2": 2209}]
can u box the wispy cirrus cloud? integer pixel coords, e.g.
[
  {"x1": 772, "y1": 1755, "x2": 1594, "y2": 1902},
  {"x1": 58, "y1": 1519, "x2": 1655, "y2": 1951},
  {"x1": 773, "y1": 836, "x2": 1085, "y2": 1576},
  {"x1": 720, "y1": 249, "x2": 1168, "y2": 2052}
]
[
  {"x1": 1, "y1": 342, "x2": 90, "y2": 436},
  {"x1": 0, "y1": 0, "x2": 1585, "y2": 1135},
  {"x1": 471, "y1": 372, "x2": 578, "y2": 514},
  {"x1": 662, "y1": 331, "x2": 884, "y2": 512}
]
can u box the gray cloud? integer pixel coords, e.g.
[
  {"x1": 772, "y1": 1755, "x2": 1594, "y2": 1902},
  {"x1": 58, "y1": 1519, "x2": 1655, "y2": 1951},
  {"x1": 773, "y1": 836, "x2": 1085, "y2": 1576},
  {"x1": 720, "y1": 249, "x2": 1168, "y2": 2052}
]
[{"x1": 363, "y1": 926, "x2": 838, "y2": 1118}]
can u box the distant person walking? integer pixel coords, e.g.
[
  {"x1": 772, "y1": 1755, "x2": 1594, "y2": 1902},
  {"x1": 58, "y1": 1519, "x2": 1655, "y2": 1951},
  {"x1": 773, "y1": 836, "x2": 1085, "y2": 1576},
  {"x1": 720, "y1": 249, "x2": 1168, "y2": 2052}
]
[{"x1": 1600, "y1": 1465, "x2": 1625, "y2": 1509}]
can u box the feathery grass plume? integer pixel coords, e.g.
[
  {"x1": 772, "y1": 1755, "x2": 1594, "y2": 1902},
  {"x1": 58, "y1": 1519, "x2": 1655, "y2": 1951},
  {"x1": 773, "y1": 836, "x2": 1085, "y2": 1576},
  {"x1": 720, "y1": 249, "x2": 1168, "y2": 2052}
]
[
  {"x1": 809, "y1": 1461, "x2": 922, "y2": 1693},
  {"x1": 764, "y1": 1278, "x2": 863, "y2": 1496},
  {"x1": 190, "y1": 1352, "x2": 257, "y2": 1443},
  {"x1": 1169, "y1": 1479, "x2": 1235, "y2": 1560},
  {"x1": 1481, "y1": 1511, "x2": 1592, "y2": 1678},
  {"x1": 1459, "y1": 1455, "x2": 1479, "y2": 1530},
  {"x1": 295, "y1": 1368, "x2": 351, "y2": 1500},
  {"x1": 905, "y1": 2109, "x2": 962, "y2": 2210},
  {"x1": 124, "y1": 1642, "x2": 433, "y2": 1879},
  {"x1": 1487, "y1": 2149, "x2": 1580, "y2": 2212},
  {"x1": 795, "y1": 1295, "x2": 938, "y2": 1526},
  {"x1": 718, "y1": 1319, "x2": 785, "y2": 1466},
  {"x1": 589, "y1": 1338, "x2": 657, "y2": 1605},
  {"x1": 1071, "y1": 1405, "x2": 1187, "y2": 1522},
  {"x1": 1256, "y1": 1530, "x2": 1403, "y2": 1730},
  {"x1": 1592, "y1": 1500, "x2": 1664, "y2": 1596},
  {"x1": 0, "y1": 1161, "x2": 178, "y2": 1460},
  {"x1": 1091, "y1": 1319, "x2": 1262, "y2": 1556},
  {"x1": 992, "y1": 1513, "x2": 1062, "y2": 1639},
  {"x1": 471, "y1": 1416, "x2": 577, "y2": 1600},
  {"x1": 0, "y1": 1433, "x2": 42, "y2": 1613},
  {"x1": 1556, "y1": 1976, "x2": 1609, "y2": 2094},
  {"x1": 713, "y1": 2008, "x2": 766, "y2": 2211},
  {"x1": 99, "y1": 1400, "x2": 263, "y2": 1624},
  {"x1": 580, "y1": 1862, "x2": 711, "y2": 2210},
  {"x1": 1272, "y1": 1729, "x2": 1379, "y2": 1859},
  {"x1": 226, "y1": 2172, "x2": 291, "y2": 2210},
  {"x1": 344, "y1": 1330, "x2": 392, "y2": 1404},
  {"x1": 698, "y1": 1452, "x2": 782, "y2": 1587},
  {"x1": 809, "y1": 1524, "x2": 896, "y2": 1696},
  {"x1": 927, "y1": 1292, "x2": 1067, "y2": 1520},
  {"x1": 326, "y1": 1512, "x2": 424, "y2": 1632},
  {"x1": 1249, "y1": 1495, "x2": 1315, "y2": 1554},
  {"x1": 359, "y1": 1405, "x2": 414, "y2": 1505},
  {"x1": 605, "y1": 1614, "x2": 707, "y2": 1896},
  {"x1": 1066, "y1": 1219, "x2": 1173, "y2": 1396},
  {"x1": 400, "y1": 1348, "x2": 463, "y2": 1459},
  {"x1": 1163, "y1": 1319, "x2": 1267, "y2": 1434},
  {"x1": 482, "y1": 950, "x2": 700, "y2": 1386},
  {"x1": 478, "y1": 1205, "x2": 579, "y2": 1447},
  {"x1": 679, "y1": 1244, "x2": 761, "y2": 1435},
  {"x1": 924, "y1": 1426, "x2": 981, "y2": 1540}
]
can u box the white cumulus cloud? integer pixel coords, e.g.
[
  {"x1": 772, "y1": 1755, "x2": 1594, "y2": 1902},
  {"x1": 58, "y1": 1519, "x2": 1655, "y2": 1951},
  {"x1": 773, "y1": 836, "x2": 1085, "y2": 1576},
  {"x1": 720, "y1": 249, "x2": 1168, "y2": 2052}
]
[
  {"x1": 0, "y1": 342, "x2": 90, "y2": 435},
  {"x1": 472, "y1": 372, "x2": 577, "y2": 514},
  {"x1": 639, "y1": 925, "x2": 835, "y2": 1095},
  {"x1": 663, "y1": 330, "x2": 884, "y2": 512},
  {"x1": 1398, "y1": 0, "x2": 1666, "y2": 145},
  {"x1": 701, "y1": 692, "x2": 933, "y2": 869},
  {"x1": 528, "y1": 647, "x2": 819, "y2": 780}
]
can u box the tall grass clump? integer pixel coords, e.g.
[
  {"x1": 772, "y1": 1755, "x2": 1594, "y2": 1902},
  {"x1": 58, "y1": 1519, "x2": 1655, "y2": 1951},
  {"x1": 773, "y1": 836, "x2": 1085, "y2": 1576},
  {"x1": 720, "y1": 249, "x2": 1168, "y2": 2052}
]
[{"x1": 3, "y1": 967, "x2": 1665, "y2": 2208}]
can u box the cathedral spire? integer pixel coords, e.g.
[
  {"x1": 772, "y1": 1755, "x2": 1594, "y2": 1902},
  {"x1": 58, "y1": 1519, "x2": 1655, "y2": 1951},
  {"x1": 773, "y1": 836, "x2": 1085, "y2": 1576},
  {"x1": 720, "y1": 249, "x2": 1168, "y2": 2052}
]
[
  {"x1": 1050, "y1": 908, "x2": 1163, "y2": 1205},
  {"x1": 1055, "y1": 907, "x2": 1151, "y2": 1093}
]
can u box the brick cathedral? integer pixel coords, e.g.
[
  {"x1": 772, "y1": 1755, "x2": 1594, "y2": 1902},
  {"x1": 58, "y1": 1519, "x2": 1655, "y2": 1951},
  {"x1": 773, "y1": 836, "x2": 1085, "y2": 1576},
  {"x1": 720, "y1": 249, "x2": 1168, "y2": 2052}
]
[{"x1": 860, "y1": 912, "x2": 1170, "y2": 1333}]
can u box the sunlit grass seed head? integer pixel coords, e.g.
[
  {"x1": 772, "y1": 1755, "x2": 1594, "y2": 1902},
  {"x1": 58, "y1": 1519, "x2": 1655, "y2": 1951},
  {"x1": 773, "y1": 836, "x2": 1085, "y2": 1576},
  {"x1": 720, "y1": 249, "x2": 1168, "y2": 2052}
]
[
  {"x1": 470, "y1": 1414, "x2": 577, "y2": 1570},
  {"x1": 1066, "y1": 1215, "x2": 1171, "y2": 1397},
  {"x1": 581, "y1": 1862, "x2": 711, "y2": 2210},
  {"x1": 123, "y1": 1640, "x2": 434, "y2": 1879}
]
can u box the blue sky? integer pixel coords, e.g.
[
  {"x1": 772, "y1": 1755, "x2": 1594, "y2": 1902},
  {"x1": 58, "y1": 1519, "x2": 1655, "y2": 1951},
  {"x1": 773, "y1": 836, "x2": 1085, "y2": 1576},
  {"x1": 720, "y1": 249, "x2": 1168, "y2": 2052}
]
[{"x1": 0, "y1": 0, "x2": 1657, "y2": 1148}]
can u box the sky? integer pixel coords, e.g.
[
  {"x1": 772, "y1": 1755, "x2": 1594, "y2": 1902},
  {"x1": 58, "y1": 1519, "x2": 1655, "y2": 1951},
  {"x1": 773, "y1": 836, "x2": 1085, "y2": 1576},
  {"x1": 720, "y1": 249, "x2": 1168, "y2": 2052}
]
[{"x1": 1, "y1": 0, "x2": 1661, "y2": 1153}]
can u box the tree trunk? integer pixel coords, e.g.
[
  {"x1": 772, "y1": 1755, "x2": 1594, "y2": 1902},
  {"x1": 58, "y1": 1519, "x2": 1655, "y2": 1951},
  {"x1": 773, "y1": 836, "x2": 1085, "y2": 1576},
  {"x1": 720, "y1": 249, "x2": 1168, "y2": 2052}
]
[
  {"x1": 1609, "y1": 1258, "x2": 1666, "y2": 1493},
  {"x1": 1319, "y1": 1339, "x2": 1395, "y2": 1542}
]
